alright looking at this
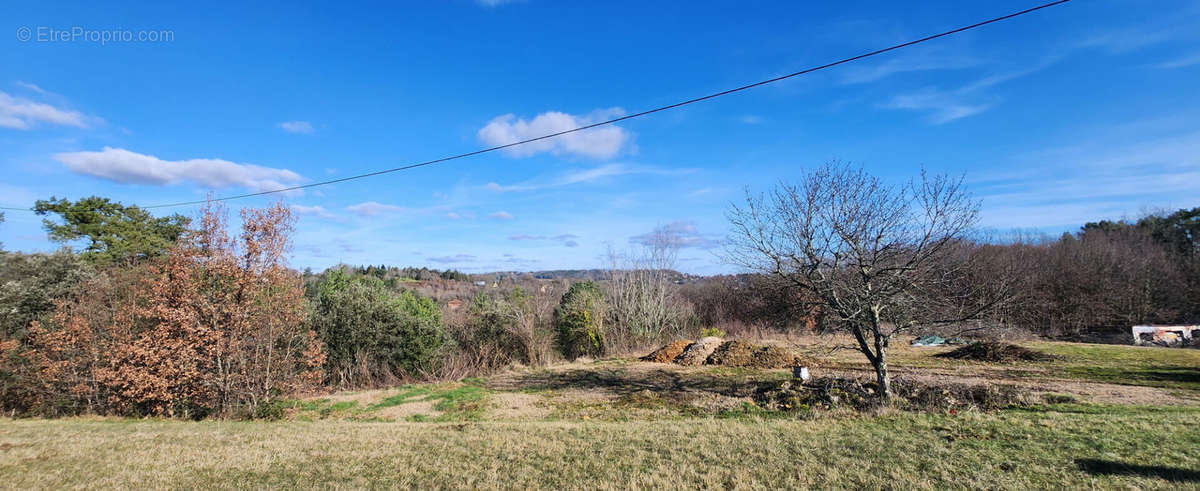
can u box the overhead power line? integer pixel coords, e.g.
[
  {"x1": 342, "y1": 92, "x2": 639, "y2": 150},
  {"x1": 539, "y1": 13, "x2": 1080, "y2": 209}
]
[{"x1": 1, "y1": 0, "x2": 1071, "y2": 212}]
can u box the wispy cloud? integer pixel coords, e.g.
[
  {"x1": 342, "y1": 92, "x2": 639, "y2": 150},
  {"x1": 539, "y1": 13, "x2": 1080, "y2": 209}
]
[
  {"x1": 488, "y1": 211, "x2": 514, "y2": 220},
  {"x1": 629, "y1": 220, "x2": 721, "y2": 249},
  {"x1": 840, "y1": 47, "x2": 978, "y2": 84},
  {"x1": 278, "y1": 121, "x2": 315, "y2": 134},
  {"x1": 973, "y1": 127, "x2": 1200, "y2": 228},
  {"x1": 885, "y1": 89, "x2": 989, "y2": 124},
  {"x1": 477, "y1": 107, "x2": 632, "y2": 159},
  {"x1": 0, "y1": 91, "x2": 93, "y2": 130},
  {"x1": 508, "y1": 233, "x2": 579, "y2": 247},
  {"x1": 345, "y1": 201, "x2": 411, "y2": 217},
  {"x1": 486, "y1": 163, "x2": 687, "y2": 192},
  {"x1": 738, "y1": 115, "x2": 764, "y2": 125},
  {"x1": 883, "y1": 57, "x2": 1060, "y2": 124},
  {"x1": 13, "y1": 81, "x2": 47, "y2": 95},
  {"x1": 290, "y1": 204, "x2": 342, "y2": 221},
  {"x1": 55, "y1": 147, "x2": 305, "y2": 192},
  {"x1": 1155, "y1": 52, "x2": 1200, "y2": 69},
  {"x1": 428, "y1": 254, "x2": 476, "y2": 264}
]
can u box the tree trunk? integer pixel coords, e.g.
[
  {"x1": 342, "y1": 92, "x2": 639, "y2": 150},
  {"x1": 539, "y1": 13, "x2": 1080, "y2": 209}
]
[
  {"x1": 873, "y1": 333, "x2": 892, "y2": 399},
  {"x1": 872, "y1": 354, "x2": 891, "y2": 399}
]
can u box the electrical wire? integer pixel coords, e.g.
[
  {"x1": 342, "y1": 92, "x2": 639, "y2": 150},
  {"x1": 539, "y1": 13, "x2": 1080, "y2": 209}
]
[{"x1": 0, "y1": 0, "x2": 1071, "y2": 212}]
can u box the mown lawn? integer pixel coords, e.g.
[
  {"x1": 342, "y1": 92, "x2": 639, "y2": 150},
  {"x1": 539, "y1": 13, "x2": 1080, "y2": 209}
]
[{"x1": 2, "y1": 404, "x2": 1198, "y2": 489}]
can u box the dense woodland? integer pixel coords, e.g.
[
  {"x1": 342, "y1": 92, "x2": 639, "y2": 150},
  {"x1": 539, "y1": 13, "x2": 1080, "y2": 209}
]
[{"x1": 0, "y1": 193, "x2": 1196, "y2": 417}]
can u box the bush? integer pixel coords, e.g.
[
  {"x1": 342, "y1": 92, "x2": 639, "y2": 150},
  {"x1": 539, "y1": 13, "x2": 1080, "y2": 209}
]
[
  {"x1": 308, "y1": 269, "x2": 447, "y2": 386},
  {"x1": 17, "y1": 201, "x2": 324, "y2": 418},
  {"x1": 554, "y1": 281, "x2": 606, "y2": 360},
  {"x1": 0, "y1": 250, "x2": 94, "y2": 342},
  {"x1": 448, "y1": 288, "x2": 556, "y2": 373}
]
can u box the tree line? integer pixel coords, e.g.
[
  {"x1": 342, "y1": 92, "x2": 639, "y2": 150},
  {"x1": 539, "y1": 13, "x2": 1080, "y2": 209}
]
[{"x1": 1, "y1": 171, "x2": 1196, "y2": 411}]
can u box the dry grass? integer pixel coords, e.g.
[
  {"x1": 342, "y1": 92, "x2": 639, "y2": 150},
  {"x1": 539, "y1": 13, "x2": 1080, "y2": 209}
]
[
  {"x1": 3, "y1": 338, "x2": 1198, "y2": 488},
  {"x1": 2, "y1": 406, "x2": 1197, "y2": 489}
]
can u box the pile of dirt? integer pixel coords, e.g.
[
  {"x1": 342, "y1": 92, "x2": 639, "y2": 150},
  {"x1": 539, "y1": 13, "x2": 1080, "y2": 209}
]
[
  {"x1": 706, "y1": 341, "x2": 807, "y2": 369},
  {"x1": 705, "y1": 340, "x2": 757, "y2": 366},
  {"x1": 640, "y1": 338, "x2": 809, "y2": 369},
  {"x1": 673, "y1": 337, "x2": 724, "y2": 366},
  {"x1": 640, "y1": 339, "x2": 693, "y2": 363},
  {"x1": 936, "y1": 341, "x2": 1056, "y2": 363}
]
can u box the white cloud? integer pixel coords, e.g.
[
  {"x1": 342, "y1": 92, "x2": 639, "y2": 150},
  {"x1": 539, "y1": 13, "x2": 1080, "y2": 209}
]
[
  {"x1": 0, "y1": 91, "x2": 91, "y2": 130},
  {"x1": 278, "y1": 121, "x2": 315, "y2": 134},
  {"x1": 345, "y1": 201, "x2": 410, "y2": 217},
  {"x1": 489, "y1": 211, "x2": 514, "y2": 220},
  {"x1": 477, "y1": 108, "x2": 631, "y2": 159},
  {"x1": 738, "y1": 115, "x2": 763, "y2": 125},
  {"x1": 477, "y1": 0, "x2": 518, "y2": 5},
  {"x1": 55, "y1": 147, "x2": 305, "y2": 192}
]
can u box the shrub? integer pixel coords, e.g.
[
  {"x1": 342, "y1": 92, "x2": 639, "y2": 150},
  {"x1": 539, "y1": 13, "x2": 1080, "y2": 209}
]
[
  {"x1": 700, "y1": 327, "x2": 726, "y2": 338},
  {"x1": 0, "y1": 250, "x2": 94, "y2": 342},
  {"x1": 449, "y1": 288, "x2": 555, "y2": 372},
  {"x1": 308, "y1": 269, "x2": 447, "y2": 386},
  {"x1": 554, "y1": 281, "x2": 606, "y2": 360},
  {"x1": 18, "y1": 201, "x2": 324, "y2": 419}
]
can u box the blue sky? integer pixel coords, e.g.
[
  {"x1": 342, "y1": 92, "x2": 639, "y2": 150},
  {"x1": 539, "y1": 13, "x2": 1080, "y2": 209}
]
[{"x1": 2, "y1": 0, "x2": 1198, "y2": 274}]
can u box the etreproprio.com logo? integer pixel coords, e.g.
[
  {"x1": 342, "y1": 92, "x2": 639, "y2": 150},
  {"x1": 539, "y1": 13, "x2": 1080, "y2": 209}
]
[{"x1": 16, "y1": 26, "x2": 174, "y2": 45}]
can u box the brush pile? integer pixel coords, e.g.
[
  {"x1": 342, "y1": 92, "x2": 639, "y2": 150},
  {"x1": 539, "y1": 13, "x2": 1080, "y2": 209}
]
[{"x1": 935, "y1": 341, "x2": 1056, "y2": 363}]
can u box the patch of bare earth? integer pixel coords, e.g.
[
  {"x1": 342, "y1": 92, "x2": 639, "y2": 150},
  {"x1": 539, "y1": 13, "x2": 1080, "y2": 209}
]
[
  {"x1": 490, "y1": 392, "x2": 551, "y2": 420},
  {"x1": 322, "y1": 389, "x2": 389, "y2": 406}
]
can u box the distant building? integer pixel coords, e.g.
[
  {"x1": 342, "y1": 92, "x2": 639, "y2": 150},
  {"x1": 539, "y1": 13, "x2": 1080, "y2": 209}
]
[{"x1": 1131, "y1": 325, "x2": 1196, "y2": 347}]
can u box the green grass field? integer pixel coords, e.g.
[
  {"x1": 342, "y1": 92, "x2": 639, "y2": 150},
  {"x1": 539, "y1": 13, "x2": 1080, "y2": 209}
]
[{"x1": 2, "y1": 340, "x2": 1198, "y2": 489}]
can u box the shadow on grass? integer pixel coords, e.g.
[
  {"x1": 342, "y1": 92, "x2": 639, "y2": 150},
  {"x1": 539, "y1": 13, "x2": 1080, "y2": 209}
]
[
  {"x1": 1063, "y1": 366, "x2": 1200, "y2": 390},
  {"x1": 492, "y1": 366, "x2": 784, "y2": 399},
  {"x1": 1075, "y1": 458, "x2": 1200, "y2": 483}
]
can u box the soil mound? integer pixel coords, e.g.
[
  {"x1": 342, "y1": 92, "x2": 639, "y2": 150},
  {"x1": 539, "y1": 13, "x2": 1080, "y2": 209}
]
[
  {"x1": 706, "y1": 341, "x2": 807, "y2": 369},
  {"x1": 640, "y1": 339, "x2": 693, "y2": 363},
  {"x1": 748, "y1": 345, "x2": 807, "y2": 369},
  {"x1": 673, "y1": 337, "x2": 724, "y2": 366},
  {"x1": 936, "y1": 341, "x2": 1055, "y2": 363},
  {"x1": 705, "y1": 340, "x2": 757, "y2": 366}
]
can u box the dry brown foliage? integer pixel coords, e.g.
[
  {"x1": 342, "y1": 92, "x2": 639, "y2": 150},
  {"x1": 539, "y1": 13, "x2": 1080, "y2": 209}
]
[{"x1": 20, "y1": 201, "x2": 323, "y2": 418}]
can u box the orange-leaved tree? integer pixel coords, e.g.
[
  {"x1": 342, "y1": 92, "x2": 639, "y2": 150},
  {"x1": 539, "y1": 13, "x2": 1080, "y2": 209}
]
[{"x1": 25, "y1": 200, "x2": 323, "y2": 418}]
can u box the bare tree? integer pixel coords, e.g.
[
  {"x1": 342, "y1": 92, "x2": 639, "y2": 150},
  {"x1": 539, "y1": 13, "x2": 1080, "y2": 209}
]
[
  {"x1": 726, "y1": 162, "x2": 1010, "y2": 398},
  {"x1": 605, "y1": 226, "x2": 691, "y2": 352}
]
